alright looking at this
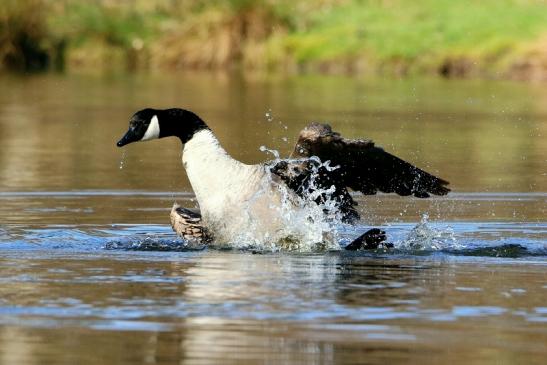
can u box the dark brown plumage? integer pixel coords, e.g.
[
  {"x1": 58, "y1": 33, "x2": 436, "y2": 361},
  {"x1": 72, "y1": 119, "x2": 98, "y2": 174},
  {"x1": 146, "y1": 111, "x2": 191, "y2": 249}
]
[{"x1": 270, "y1": 122, "x2": 450, "y2": 222}]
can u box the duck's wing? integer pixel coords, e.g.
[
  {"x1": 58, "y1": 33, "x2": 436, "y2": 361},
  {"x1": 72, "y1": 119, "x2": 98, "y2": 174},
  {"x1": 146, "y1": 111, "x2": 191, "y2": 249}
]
[
  {"x1": 291, "y1": 122, "x2": 450, "y2": 198},
  {"x1": 269, "y1": 158, "x2": 360, "y2": 223}
]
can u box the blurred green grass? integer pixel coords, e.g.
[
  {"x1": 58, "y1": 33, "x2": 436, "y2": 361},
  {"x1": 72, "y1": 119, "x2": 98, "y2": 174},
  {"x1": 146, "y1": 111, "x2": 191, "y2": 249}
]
[{"x1": 1, "y1": 0, "x2": 546, "y2": 79}]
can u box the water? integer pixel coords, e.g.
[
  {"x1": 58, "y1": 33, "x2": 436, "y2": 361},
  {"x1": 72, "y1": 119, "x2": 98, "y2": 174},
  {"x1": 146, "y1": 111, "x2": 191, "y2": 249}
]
[{"x1": 0, "y1": 72, "x2": 546, "y2": 364}]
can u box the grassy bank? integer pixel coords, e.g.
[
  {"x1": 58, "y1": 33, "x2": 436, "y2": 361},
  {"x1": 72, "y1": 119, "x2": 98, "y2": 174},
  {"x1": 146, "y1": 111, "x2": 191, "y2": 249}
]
[{"x1": 1, "y1": 0, "x2": 547, "y2": 80}]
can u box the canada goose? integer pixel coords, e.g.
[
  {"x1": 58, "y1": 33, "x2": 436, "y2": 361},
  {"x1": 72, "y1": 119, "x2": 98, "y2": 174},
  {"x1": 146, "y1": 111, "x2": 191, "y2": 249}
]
[{"x1": 117, "y1": 108, "x2": 449, "y2": 250}]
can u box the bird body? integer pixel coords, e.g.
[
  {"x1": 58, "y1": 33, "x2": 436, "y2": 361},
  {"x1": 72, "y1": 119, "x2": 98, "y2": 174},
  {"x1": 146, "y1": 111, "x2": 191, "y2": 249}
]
[
  {"x1": 184, "y1": 129, "x2": 281, "y2": 244},
  {"x1": 183, "y1": 129, "x2": 264, "y2": 225},
  {"x1": 182, "y1": 129, "x2": 336, "y2": 247}
]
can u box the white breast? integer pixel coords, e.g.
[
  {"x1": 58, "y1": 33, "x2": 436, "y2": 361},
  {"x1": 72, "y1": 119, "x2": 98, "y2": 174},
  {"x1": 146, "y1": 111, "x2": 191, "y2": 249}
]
[
  {"x1": 183, "y1": 131, "x2": 267, "y2": 231},
  {"x1": 182, "y1": 129, "x2": 337, "y2": 249}
]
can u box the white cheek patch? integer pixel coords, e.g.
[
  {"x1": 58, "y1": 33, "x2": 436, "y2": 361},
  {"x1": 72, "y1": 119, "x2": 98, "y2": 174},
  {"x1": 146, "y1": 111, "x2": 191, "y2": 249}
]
[{"x1": 141, "y1": 115, "x2": 160, "y2": 141}]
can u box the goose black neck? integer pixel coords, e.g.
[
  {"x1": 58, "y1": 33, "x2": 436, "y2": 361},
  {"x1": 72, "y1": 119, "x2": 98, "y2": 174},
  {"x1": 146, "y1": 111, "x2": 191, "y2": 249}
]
[{"x1": 158, "y1": 108, "x2": 209, "y2": 143}]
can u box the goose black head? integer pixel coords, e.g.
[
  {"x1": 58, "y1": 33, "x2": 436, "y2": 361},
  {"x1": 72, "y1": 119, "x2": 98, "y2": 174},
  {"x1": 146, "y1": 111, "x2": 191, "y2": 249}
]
[{"x1": 117, "y1": 108, "x2": 209, "y2": 147}]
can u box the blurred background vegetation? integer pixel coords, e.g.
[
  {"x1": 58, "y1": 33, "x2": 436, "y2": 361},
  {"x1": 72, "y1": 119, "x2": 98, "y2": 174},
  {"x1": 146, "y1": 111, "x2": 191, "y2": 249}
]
[{"x1": 1, "y1": 0, "x2": 547, "y2": 80}]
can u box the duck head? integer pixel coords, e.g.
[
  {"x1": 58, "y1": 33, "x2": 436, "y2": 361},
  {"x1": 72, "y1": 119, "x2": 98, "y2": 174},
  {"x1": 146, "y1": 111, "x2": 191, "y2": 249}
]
[{"x1": 117, "y1": 108, "x2": 209, "y2": 147}]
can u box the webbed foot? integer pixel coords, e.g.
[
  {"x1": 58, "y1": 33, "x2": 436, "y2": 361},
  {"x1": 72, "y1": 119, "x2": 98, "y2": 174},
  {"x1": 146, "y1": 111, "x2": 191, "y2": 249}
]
[
  {"x1": 345, "y1": 228, "x2": 392, "y2": 250},
  {"x1": 170, "y1": 204, "x2": 213, "y2": 244}
]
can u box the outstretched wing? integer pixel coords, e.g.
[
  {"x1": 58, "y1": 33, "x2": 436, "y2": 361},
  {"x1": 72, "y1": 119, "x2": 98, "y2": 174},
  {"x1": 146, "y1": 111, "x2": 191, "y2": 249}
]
[{"x1": 292, "y1": 122, "x2": 450, "y2": 198}]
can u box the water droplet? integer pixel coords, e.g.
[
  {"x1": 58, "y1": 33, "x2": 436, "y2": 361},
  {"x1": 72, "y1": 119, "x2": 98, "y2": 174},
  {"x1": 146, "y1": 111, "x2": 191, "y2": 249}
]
[
  {"x1": 265, "y1": 109, "x2": 273, "y2": 122},
  {"x1": 119, "y1": 150, "x2": 126, "y2": 169},
  {"x1": 259, "y1": 145, "x2": 280, "y2": 159}
]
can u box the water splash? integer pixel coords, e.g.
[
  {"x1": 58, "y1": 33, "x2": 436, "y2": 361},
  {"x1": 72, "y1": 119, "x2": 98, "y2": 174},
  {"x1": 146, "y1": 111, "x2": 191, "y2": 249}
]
[
  {"x1": 259, "y1": 145, "x2": 280, "y2": 160},
  {"x1": 119, "y1": 150, "x2": 126, "y2": 169},
  {"x1": 212, "y1": 155, "x2": 346, "y2": 252},
  {"x1": 398, "y1": 214, "x2": 459, "y2": 251},
  {"x1": 265, "y1": 109, "x2": 273, "y2": 122},
  {"x1": 105, "y1": 237, "x2": 205, "y2": 251},
  {"x1": 263, "y1": 108, "x2": 290, "y2": 144}
]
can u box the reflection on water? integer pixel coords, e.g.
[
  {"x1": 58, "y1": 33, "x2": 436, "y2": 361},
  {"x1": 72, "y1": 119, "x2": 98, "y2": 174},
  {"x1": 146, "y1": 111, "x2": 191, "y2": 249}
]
[
  {"x1": 0, "y1": 250, "x2": 546, "y2": 364},
  {"x1": 0, "y1": 73, "x2": 546, "y2": 364}
]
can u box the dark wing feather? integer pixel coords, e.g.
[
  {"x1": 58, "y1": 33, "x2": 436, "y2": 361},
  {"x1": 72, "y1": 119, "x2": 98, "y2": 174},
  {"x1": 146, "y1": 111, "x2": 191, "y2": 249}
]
[
  {"x1": 269, "y1": 159, "x2": 360, "y2": 223},
  {"x1": 292, "y1": 122, "x2": 450, "y2": 198},
  {"x1": 270, "y1": 123, "x2": 450, "y2": 223}
]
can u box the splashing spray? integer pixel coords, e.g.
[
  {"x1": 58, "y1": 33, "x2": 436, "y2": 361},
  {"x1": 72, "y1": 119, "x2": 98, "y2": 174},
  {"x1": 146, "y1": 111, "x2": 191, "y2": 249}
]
[{"x1": 119, "y1": 150, "x2": 126, "y2": 169}]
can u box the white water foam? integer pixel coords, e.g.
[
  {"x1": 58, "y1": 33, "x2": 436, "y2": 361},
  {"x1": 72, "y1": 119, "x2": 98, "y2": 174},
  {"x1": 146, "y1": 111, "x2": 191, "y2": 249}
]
[
  {"x1": 397, "y1": 214, "x2": 460, "y2": 251},
  {"x1": 217, "y1": 148, "x2": 345, "y2": 252}
]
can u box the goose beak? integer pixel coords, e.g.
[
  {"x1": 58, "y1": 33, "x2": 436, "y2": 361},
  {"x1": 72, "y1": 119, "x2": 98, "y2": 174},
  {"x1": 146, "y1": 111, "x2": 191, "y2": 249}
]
[{"x1": 116, "y1": 128, "x2": 139, "y2": 147}]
